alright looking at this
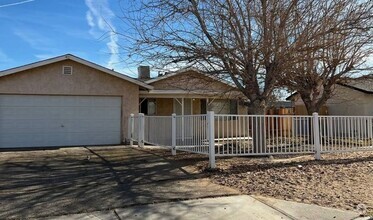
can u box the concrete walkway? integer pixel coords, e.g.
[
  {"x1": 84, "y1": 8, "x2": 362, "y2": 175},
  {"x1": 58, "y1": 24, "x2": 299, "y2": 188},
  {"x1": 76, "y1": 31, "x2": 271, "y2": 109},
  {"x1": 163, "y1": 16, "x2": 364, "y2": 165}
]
[
  {"x1": 0, "y1": 146, "x2": 238, "y2": 219},
  {"x1": 44, "y1": 195, "x2": 364, "y2": 220}
]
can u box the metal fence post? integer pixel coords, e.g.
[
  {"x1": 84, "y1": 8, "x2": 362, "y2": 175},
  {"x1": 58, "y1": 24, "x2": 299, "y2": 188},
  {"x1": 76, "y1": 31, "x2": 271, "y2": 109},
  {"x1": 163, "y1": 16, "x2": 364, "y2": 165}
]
[
  {"x1": 172, "y1": 113, "x2": 177, "y2": 155},
  {"x1": 138, "y1": 113, "x2": 145, "y2": 148},
  {"x1": 207, "y1": 111, "x2": 216, "y2": 168},
  {"x1": 313, "y1": 112, "x2": 321, "y2": 160},
  {"x1": 129, "y1": 114, "x2": 134, "y2": 147}
]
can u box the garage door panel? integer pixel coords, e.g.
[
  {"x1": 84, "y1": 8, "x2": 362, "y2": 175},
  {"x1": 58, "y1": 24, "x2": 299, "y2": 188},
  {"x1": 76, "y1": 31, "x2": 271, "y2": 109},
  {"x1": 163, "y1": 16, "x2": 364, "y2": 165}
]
[
  {"x1": 0, "y1": 107, "x2": 61, "y2": 120},
  {"x1": 0, "y1": 131, "x2": 121, "y2": 148},
  {"x1": 0, "y1": 106, "x2": 121, "y2": 120},
  {"x1": 1, "y1": 119, "x2": 120, "y2": 133},
  {"x1": 0, "y1": 95, "x2": 122, "y2": 148}
]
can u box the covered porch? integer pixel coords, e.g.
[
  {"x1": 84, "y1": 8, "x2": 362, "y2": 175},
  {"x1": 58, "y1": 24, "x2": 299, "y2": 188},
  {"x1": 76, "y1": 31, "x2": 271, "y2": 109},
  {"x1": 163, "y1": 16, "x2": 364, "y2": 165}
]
[{"x1": 139, "y1": 90, "x2": 247, "y2": 116}]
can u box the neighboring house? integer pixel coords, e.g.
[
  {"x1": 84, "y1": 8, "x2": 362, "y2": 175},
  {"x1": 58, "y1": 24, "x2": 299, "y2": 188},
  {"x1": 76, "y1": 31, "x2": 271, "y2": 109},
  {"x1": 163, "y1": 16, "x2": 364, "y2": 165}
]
[
  {"x1": 0, "y1": 54, "x2": 247, "y2": 149},
  {"x1": 286, "y1": 92, "x2": 328, "y2": 115},
  {"x1": 0, "y1": 54, "x2": 152, "y2": 148},
  {"x1": 138, "y1": 68, "x2": 248, "y2": 116},
  {"x1": 287, "y1": 75, "x2": 373, "y2": 115}
]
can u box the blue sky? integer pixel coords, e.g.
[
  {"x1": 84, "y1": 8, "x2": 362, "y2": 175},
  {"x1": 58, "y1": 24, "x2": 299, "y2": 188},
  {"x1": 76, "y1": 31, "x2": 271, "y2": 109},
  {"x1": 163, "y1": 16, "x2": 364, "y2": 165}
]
[{"x1": 0, "y1": 0, "x2": 139, "y2": 77}]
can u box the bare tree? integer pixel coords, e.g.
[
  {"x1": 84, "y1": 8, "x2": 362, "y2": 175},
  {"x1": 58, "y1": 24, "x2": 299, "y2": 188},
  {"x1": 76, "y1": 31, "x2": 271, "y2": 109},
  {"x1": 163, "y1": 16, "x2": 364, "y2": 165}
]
[
  {"x1": 116, "y1": 0, "x2": 371, "y2": 151},
  {"x1": 118, "y1": 0, "x2": 305, "y2": 114},
  {"x1": 282, "y1": 0, "x2": 373, "y2": 115}
]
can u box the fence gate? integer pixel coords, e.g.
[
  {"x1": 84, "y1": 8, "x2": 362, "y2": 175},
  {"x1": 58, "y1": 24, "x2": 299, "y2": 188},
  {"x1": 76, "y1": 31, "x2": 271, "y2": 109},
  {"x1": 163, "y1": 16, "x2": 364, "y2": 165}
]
[{"x1": 129, "y1": 113, "x2": 211, "y2": 157}]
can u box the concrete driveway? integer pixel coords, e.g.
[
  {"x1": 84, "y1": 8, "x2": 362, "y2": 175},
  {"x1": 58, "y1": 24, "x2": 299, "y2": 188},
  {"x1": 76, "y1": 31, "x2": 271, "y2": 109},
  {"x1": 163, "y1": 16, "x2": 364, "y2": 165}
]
[{"x1": 0, "y1": 146, "x2": 238, "y2": 219}]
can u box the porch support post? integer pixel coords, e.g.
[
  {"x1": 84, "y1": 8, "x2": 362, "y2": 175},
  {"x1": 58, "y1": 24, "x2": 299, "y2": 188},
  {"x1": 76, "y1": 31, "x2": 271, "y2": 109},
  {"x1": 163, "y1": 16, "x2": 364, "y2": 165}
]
[
  {"x1": 207, "y1": 111, "x2": 216, "y2": 168},
  {"x1": 182, "y1": 98, "x2": 185, "y2": 116},
  {"x1": 129, "y1": 113, "x2": 134, "y2": 147},
  {"x1": 313, "y1": 112, "x2": 321, "y2": 160},
  {"x1": 138, "y1": 113, "x2": 145, "y2": 148},
  {"x1": 171, "y1": 113, "x2": 177, "y2": 155},
  {"x1": 182, "y1": 98, "x2": 185, "y2": 142}
]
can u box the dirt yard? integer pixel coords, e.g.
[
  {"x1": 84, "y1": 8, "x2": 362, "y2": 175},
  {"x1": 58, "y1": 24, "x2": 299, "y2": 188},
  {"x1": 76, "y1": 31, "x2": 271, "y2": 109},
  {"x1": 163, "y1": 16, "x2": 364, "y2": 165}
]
[{"x1": 153, "y1": 149, "x2": 373, "y2": 215}]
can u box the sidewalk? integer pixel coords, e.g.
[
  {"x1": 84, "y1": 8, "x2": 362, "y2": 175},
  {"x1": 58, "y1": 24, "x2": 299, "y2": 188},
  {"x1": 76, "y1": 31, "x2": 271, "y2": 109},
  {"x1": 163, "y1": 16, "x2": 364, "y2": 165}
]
[{"x1": 43, "y1": 195, "x2": 366, "y2": 220}]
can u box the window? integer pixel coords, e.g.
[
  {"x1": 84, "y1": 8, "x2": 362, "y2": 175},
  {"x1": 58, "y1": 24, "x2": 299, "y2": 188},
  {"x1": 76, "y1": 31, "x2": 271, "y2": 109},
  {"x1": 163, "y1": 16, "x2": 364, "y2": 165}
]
[
  {"x1": 62, "y1": 66, "x2": 73, "y2": 75},
  {"x1": 208, "y1": 99, "x2": 237, "y2": 114},
  {"x1": 148, "y1": 99, "x2": 156, "y2": 115},
  {"x1": 139, "y1": 98, "x2": 156, "y2": 115}
]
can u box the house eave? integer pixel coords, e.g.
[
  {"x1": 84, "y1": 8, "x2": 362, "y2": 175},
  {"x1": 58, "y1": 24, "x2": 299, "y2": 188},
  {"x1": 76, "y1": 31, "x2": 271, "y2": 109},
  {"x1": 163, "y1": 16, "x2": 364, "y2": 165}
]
[{"x1": 0, "y1": 54, "x2": 153, "y2": 90}]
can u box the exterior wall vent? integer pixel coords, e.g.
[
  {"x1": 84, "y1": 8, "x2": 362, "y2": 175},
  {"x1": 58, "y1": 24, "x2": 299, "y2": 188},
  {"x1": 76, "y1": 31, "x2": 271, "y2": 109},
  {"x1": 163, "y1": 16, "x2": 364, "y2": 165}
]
[{"x1": 62, "y1": 66, "x2": 73, "y2": 75}]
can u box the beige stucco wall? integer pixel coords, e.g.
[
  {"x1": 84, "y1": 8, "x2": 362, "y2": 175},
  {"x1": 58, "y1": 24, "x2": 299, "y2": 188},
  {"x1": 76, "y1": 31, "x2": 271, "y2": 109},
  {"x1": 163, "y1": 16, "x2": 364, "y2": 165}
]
[
  {"x1": 192, "y1": 99, "x2": 201, "y2": 114},
  {"x1": 156, "y1": 98, "x2": 173, "y2": 116},
  {"x1": 326, "y1": 84, "x2": 373, "y2": 116},
  {"x1": 0, "y1": 60, "x2": 140, "y2": 141},
  {"x1": 292, "y1": 84, "x2": 373, "y2": 116}
]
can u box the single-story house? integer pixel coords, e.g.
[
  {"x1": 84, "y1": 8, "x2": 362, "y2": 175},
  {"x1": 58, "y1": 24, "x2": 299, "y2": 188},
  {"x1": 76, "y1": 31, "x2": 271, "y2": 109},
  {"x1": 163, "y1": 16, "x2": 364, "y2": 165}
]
[
  {"x1": 287, "y1": 75, "x2": 373, "y2": 115},
  {"x1": 138, "y1": 68, "x2": 248, "y2": 116},
  {"x1": 0, "y1": 54, "x2": 247, "y2": 148}
]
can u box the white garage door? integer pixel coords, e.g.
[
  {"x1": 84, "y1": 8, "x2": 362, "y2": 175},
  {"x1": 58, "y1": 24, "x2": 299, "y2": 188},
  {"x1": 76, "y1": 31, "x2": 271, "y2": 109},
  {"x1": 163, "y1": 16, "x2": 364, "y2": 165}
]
[{"x1": 0, "y1": 95, "x2": 122, "y2": 148}]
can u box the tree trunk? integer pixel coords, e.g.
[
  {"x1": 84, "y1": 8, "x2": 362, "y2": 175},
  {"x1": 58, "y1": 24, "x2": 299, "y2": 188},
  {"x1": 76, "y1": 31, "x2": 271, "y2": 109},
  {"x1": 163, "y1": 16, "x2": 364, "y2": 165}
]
[
  {"x1": 300, "y1": 94, "x2": 321, "y2": 116},
  {"x1": 248, "y1": 103, "x2": 266, "y2": 154},
  {"x1": 305, "y1": 104, "x2": 320, "y2": 116}
]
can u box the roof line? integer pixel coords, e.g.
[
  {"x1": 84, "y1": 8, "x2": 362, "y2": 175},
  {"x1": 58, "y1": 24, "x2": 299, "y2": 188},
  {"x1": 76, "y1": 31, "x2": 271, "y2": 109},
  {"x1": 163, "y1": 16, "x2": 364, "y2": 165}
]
[
  {"x1": 145, "y1": 67, "x2": 200, "y2": 84},
  {"x1": 337, "y1": 82, "x2": 373, "y2": 94},
  {"x1": 285, "y1": 92, "x2": 298, "y2": 100},
  {"x1": 0, "y1": 55, "x2": 67, "y2": 76},
  {"x1": 0, "y1": 54, "x2": 153, "y2": 90},
  {"x1": 145, "y1": 67, "x2": 237, "y2": 88},
  {"x1": 286, "y1": 82, "x2": 373, "y2": 100}
]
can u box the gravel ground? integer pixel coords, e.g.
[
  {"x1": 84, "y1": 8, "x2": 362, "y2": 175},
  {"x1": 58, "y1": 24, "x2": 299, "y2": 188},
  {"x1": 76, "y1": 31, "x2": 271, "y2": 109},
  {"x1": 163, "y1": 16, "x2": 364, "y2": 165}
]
[{"x1": 150, "y1": 148, "x2": 373, "y2": 215}]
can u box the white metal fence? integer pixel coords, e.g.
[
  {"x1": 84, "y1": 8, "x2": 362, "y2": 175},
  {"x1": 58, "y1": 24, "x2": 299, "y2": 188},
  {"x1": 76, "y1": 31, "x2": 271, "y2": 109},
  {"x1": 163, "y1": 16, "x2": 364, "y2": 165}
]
[
  {"x1": 128, "y1": 114, "x2": 140, "y2": 147},
  {"x1": 144, "y1": 116, "x2": 172, "y2": 146},
  {"x1": 213, "y1": 115, "x2": 315, "y2": 156},
  {"x1": 128, "y1": 112, "x2": 373, "y2": 168},
  {"x1": 129, "y1": 113, "x2": 209, "y2": 156},
  {"x1": 319, "y1": 116, "x2": 373, "y2": 152},
  {"x1": 175, "y1": 114, "x2": 209, "y2": 154}
]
